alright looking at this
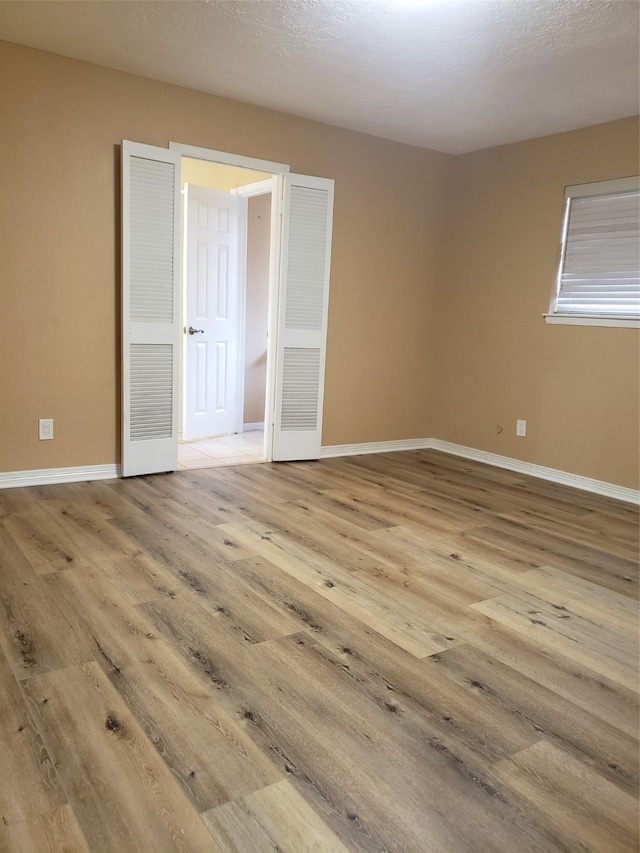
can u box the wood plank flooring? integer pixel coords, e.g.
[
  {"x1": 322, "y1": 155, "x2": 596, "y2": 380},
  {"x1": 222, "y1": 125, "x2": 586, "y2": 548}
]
[{"x1": 0, "y1": 449, "x2": 638, "y2": 852}]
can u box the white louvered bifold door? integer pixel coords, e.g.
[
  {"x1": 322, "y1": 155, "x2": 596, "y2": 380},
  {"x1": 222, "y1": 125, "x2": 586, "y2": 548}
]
[
  {"x1": 122, "y1": 141, "x2": 181, "y2": 476},
  {"x1": 272, "y1": 174, "x2": 334, "y2": 461}
]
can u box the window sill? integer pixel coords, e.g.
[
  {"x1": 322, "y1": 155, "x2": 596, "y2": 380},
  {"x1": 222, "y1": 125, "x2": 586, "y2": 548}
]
[{"x1": 543, "y1": 314, "x2": 640, "y2": 329}]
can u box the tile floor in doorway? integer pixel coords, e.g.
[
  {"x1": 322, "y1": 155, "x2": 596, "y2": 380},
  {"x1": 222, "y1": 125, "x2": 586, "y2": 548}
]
[{"x1": 178, "y1": 430, "x2": 264, "y2": 470}]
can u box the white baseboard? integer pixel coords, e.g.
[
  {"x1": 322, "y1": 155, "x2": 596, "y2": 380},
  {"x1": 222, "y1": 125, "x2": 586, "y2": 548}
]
[
  {"x1": 430, "y1": 439, "x2": 639, "y2": 505},
  {"x1": 243, "y1": 422, "x2": 264, "y2": 432},
  {"x1": 0, "y1": 464, "x2": 120, "y2": 490},
  {"x1": 0, "y1": 440, "x2": 636, "y2": 505},
  {"x1": 320, "y1": 438, "x2": 432, "y2": 458},
  {"x1": 320, "y1": 436, "x2": 638, "y2": 505}
]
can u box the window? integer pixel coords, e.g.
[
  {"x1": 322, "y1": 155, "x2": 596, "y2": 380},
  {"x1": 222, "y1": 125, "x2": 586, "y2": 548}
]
[{"x1": 545, "y1": 176, "x2": 640, "y2": 328}]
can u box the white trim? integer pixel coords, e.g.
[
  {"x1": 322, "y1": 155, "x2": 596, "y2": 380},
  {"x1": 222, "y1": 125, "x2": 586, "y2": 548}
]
[
  {"x1": 233, "y1": 178, "x2": 276, "y2": 199},
  {"x1": 243, "y1": 422, "x2": 264, "y2": 431},
  {"x1": 231, "y1": 175, "x2": 281, "y2": 440},
  {"x1": 263, "y1": 173, "x2": 285, "y2": 462},
  {"x1": 236, "y1": 178, "x2": 280, "y2": 460},
  {"x1": 320, "y1": 438, "x2": 432, "y2": 458},
  {"x1": 2, "y1": 442, "x2": 636, "y2": 505},
  {"x1": 565, "y1": 175, "x2": 639, "y2": 199},
  {"x1": 544, "y1": 314, "x2": 639, "y2": 328},
  {"x1": 429, "y1": 439, "x2": 639, "y2": 505},
  {"x1": 320, "y1": 437, "x2": 637, "y2": 504},
  {"x1": 236, "y1": 194, "x2": 248, "y2": 435},
  {"x1": 169, "y1": 143, "x2": 289, "y2": 176},
  {"x1": 0, "y1": 464, "x2": 120, "y2": 490}
]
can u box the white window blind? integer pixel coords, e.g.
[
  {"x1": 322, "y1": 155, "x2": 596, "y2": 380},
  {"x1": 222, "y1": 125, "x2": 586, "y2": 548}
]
[{"x1": 550, "y1": 176, "x2": 639, "y2": 321}]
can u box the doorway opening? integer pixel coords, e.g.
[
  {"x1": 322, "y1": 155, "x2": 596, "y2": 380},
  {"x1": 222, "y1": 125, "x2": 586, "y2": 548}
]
[
  {"x1": 178, "y1": 157, "x2": 275, "y2": 471},
  {"x1": 122, "y1": 139, "x2": 332, "y2": 477}
]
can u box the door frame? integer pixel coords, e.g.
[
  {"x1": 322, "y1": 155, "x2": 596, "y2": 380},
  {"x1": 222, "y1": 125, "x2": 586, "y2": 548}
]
[
  {"x1": 170, "y1": 142, "x2": 288, "y2": 461},
  {"x1": 233, "y1": 178, "x2": 277, "y2": 444}
]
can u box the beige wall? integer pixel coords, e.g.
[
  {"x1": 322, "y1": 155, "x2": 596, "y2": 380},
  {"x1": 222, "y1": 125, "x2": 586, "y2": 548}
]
[
  {"x1": 0, "y1": 41, "x2": 637, "y2": 490},
  {"x1": 433, "y1": 118, "x2": 639, "y2": 489},
  {"x1": 243, "y1": 193, "x2": 271, "y2": 425},
  {"x1": 0, "y1": 41, "x2": 451, "y2": 472}
]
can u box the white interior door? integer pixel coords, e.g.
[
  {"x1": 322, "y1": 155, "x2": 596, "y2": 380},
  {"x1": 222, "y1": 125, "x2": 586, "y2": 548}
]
[
  {"x1": 272, "y1": 174, "x2": 334, "y2": 461},
  {"x1": 122, "y1": 141, "x2": 181, "y2": 477},
  {"x1": 184, "y1": 184, "x2": 241, "y2": 440}
]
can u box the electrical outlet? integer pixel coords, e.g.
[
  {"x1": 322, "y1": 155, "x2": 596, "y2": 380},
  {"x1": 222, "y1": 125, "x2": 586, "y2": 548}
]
[
  {"x1": 39, "y1": 418, "x2": 54, "y2": 440},
  {"x1": 516, "y1": 419, "x2": 526, "y2": 437},
  {"x1": 496, "y1": 425, "x2": 503, "y2": 435}
]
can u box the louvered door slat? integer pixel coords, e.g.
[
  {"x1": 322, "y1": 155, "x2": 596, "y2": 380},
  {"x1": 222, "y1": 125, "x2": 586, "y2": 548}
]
[
  {"x1": 122, "y1": 141, "x2": 181, "y2": 476},
  {"x1": 273, "y1": 175, "x2": 334, "y2": 461}
]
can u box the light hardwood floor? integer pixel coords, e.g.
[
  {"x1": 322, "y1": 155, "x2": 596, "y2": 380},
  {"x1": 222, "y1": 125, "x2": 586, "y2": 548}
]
[{"x1": 0, "y1": 450, "x2": 638, "y2": 852}]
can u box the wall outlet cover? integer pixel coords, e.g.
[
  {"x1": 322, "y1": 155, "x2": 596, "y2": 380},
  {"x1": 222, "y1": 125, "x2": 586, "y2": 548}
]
[{"x1": 39, "y1": 418, "x2": 54, "y2": 440}]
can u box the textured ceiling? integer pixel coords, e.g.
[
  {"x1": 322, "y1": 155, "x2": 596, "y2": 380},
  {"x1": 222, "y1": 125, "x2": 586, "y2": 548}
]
[{"x1": 0, "y1": 0, "x2": 638, "y2": 154}]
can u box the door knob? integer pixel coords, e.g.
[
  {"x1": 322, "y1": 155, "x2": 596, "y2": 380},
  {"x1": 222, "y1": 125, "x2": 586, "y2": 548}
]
[{"x1": 187, "y1": 326, "x2": 204, "y2": 335}]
